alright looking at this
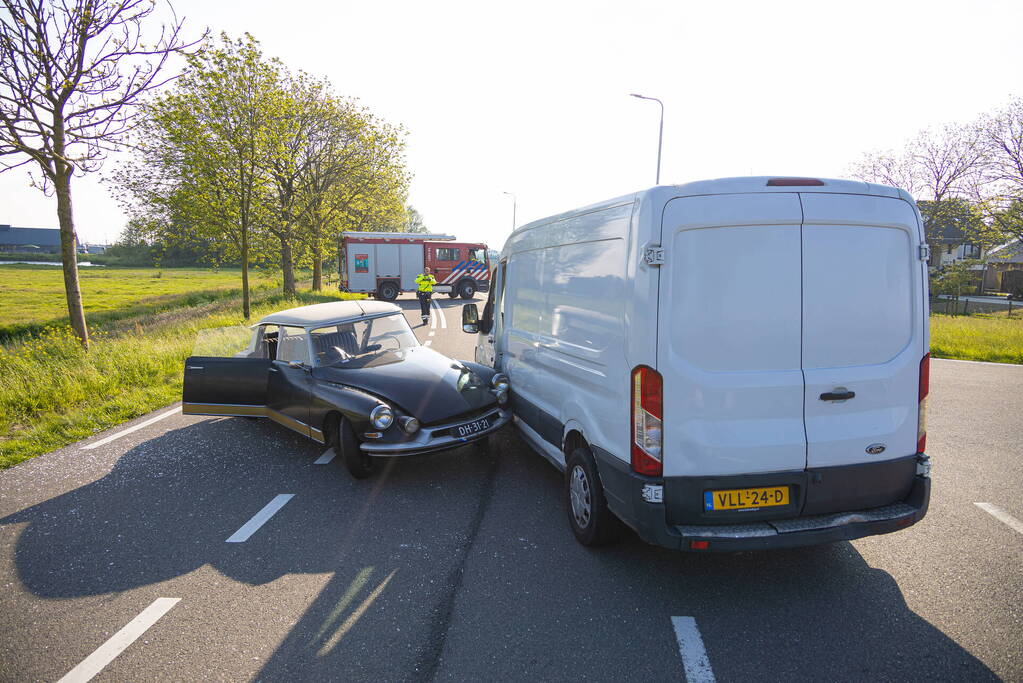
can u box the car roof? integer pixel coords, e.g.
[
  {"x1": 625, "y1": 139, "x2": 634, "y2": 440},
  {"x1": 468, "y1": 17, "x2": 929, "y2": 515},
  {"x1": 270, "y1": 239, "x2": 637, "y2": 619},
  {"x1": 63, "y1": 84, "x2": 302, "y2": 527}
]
[{"x1": 256, "y1": 300, "x2": 401, "y2": 327}]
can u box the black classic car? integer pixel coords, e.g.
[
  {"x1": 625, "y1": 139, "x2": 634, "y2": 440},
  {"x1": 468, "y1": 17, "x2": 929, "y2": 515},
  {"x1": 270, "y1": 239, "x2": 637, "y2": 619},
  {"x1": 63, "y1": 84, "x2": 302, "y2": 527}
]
[{"x1": 182, "y1": 300, "x2": 510, "y2": 477}]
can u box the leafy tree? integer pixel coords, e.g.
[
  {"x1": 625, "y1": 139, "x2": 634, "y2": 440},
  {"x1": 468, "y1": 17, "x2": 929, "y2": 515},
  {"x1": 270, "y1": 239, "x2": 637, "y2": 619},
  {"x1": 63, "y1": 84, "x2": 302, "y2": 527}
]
[
  {"x1": 0, "y1": 0, "x2": 201, "y2": 346},
  {"x1": 118, "y1": 33, "x2": 280, "y2": 318}
]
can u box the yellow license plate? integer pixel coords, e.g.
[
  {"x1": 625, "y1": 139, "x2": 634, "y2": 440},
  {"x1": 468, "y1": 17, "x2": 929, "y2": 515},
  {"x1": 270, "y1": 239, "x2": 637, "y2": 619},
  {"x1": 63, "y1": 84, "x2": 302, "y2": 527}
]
[{"x1": 705, "y1": 486, "x2": 789, "y2": 511}]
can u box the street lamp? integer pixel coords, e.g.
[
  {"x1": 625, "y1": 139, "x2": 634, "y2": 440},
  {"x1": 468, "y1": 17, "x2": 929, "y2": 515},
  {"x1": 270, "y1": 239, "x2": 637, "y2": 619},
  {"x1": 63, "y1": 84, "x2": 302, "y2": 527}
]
[
  {"x1": 630, "y1": 93, "x2": 664, "y2": 184},
  {"x1": 502, "y1": 191, "x2": 517, "y2": 232}
]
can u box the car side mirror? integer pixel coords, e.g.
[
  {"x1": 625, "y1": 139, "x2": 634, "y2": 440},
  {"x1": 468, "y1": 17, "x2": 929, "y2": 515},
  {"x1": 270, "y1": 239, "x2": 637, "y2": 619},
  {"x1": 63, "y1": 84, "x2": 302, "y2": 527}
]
[{"x1": 462, "y1": 303, "x2": 479, "y2": 333}]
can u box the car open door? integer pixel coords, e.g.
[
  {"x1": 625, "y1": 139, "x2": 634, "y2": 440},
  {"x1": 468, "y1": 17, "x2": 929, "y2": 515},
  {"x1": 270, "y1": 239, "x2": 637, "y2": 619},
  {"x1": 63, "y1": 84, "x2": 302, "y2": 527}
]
[{"x1": 182, "y1": 357, "x2": 270, "y2": 416}]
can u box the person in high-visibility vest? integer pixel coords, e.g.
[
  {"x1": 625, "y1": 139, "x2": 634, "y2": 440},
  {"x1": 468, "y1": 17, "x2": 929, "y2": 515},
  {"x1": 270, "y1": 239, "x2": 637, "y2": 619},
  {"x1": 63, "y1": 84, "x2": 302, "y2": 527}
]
[{"x1": 415, "y1": 268, "x2": 437, "y2": 324}]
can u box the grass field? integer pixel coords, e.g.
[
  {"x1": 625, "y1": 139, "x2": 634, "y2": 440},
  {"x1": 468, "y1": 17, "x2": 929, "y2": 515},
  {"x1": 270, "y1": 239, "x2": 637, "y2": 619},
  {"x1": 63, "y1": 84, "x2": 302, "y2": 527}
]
[
  {"x1": 929, "y1": 313, "x2": 1023, "y2": 364},
  {"x1": 0, "y1": 264, "x2": 279, "y2": 339}
]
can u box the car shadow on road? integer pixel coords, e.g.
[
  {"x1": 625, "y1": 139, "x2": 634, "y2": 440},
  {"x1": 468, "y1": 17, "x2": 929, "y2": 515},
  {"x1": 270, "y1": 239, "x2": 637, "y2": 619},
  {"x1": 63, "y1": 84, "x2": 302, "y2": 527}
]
[{"x1": 0, "y1": 414, "x2": 504, "y2": 679}]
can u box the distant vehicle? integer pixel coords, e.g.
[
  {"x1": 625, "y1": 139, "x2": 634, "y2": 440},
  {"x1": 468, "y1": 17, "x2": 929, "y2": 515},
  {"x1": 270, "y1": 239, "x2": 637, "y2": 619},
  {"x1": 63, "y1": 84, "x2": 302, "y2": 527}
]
[
  {"x1": 339, "y1": 231, "x2": 491, "y2": 301},
  {"x1": 463, "y1": 177, "x2": 932, "y2": 551},
  {"x1": 182, "y1": 301, "x2": 510, "y2": 478}
]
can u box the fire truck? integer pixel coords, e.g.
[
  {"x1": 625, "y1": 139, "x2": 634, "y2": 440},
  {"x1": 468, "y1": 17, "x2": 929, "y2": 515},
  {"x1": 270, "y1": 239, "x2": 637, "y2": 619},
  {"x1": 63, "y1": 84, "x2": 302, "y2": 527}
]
[{"x1": 339, "y1": 232, "x2": 491, "y2": 301}]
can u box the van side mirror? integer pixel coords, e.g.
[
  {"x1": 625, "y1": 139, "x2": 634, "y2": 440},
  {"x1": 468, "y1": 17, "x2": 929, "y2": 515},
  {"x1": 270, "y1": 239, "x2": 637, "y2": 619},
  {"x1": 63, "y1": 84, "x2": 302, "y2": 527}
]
[{"x1": 462, "y1": 303, "x2": 479, "y2": 333}]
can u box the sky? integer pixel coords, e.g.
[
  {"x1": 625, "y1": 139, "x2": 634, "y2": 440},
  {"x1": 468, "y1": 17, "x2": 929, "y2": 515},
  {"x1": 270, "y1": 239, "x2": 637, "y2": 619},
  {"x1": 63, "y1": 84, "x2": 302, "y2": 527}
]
[{"x1": 2, "y1": 0, "x2": 1021, "y2": 250}]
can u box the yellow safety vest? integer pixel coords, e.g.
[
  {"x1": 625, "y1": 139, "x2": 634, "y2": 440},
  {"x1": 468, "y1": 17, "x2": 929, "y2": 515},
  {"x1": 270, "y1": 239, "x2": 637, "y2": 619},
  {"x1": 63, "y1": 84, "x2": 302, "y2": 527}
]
[{"x1": 415, "y1": 274, "x2": 437, "y2": 293}]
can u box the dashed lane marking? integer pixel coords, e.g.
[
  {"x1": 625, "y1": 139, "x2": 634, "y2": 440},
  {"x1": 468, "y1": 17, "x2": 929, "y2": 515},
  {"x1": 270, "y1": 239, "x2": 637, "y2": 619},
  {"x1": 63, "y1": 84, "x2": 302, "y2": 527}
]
[
  {"x1": 57, "y1": 597, "x2": 180, "y2": 683},
  {"x1": 314, "y1": 448, "x2": 337, "y2": 465},
  {"x1": 81, "y1": 407, "x2": 181, "y2": 450},
  {"x1": 226, "y1": 494, "x2": 295, "y2": 543},
  {"x1": 432, "y1": 298, "x2": 448, "y2": 328},
  {"x1": 428, "y1": 330, "x2": 436, "y2": 336},
  {"x1": 671, "y1": 616, "x2": 716, "y2": 683},
  {"x1": 975, "y1": 502, "x2": 1023, "y2": 535}
]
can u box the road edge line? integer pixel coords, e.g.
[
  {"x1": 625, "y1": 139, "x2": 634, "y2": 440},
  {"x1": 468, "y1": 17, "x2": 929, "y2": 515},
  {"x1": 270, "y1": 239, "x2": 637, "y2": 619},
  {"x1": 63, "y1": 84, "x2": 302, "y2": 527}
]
[{"x1": 671, "y1": 616, "x2": 716, "y2": 683}]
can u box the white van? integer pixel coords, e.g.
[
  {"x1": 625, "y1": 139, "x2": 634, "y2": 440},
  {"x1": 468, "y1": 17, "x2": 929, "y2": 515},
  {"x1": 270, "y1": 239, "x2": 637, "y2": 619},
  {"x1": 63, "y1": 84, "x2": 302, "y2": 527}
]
[{"x1": 462, "y1": 177, "x2": 932, "y2": 551}]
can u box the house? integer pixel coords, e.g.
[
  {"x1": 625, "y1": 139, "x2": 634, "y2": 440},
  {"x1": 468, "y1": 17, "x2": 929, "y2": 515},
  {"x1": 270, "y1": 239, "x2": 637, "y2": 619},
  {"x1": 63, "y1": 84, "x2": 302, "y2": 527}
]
[
  {"x1": 983, "y1": 239, "x2": 1023, "y2": 292},
  {"x1": 0, "y1": 224, "x2": 62, "y2": 253}
]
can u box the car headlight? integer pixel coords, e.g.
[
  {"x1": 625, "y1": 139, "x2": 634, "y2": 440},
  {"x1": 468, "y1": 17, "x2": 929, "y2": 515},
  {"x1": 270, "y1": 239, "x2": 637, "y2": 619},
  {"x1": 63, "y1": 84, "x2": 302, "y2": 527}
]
[
  {"x1": 491, "y1": 373, "x2": 509, "y2": 392},
  {"x1": 370, "y1": 404, "x2": 394, "y2": 430},
  {"x1": 399, "y1": 416, "x2": 420, "y2": 434}
]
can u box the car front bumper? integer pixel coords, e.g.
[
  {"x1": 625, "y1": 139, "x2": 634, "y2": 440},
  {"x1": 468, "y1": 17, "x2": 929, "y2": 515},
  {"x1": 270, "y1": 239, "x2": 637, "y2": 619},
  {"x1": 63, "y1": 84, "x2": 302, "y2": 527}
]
[{"x1": 360, "y1": 408, "x2": 511, "y2": 456}]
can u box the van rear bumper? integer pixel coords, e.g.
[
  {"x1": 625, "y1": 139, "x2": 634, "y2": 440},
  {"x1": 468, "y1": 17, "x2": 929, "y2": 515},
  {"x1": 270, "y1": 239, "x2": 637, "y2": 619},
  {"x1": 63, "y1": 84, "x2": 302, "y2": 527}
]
[{"x1": 593, "y1": 447, "x2": 930, "y2": 552}]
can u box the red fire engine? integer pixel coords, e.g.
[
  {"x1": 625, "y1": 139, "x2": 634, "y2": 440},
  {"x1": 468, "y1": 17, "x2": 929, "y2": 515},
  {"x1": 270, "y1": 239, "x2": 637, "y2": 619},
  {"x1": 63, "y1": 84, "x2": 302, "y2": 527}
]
[{"x1": 339, "y1": 232, "x2": 491, "y2": 300}]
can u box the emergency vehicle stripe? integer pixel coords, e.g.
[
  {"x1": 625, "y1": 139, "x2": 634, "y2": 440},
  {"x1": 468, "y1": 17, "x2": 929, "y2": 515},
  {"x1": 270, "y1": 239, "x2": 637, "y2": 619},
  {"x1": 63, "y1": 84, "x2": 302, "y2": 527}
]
[{"x1": 441, "y1": 259, "x2": 489, "y2": 284}]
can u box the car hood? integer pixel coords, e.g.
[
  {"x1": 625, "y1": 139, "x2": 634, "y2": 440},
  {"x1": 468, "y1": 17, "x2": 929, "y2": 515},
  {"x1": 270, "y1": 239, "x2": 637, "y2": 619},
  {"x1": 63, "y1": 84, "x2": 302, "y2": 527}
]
[{"x1": 311, "y1": 346, "x2": 496, "y2": 424}]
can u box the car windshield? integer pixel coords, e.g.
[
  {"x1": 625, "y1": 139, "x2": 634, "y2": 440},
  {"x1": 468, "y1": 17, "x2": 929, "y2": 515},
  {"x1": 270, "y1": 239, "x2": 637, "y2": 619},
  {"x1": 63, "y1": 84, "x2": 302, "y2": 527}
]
[{"x1": 310, "y1": 313, "x2": 418, "y2": 367}]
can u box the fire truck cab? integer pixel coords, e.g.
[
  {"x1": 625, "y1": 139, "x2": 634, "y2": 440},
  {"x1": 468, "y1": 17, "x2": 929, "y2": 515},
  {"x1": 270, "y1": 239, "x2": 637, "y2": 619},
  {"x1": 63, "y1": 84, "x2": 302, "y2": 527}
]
[{"x1": 340, "y1": 232, "x2": 490, "y2": 301}]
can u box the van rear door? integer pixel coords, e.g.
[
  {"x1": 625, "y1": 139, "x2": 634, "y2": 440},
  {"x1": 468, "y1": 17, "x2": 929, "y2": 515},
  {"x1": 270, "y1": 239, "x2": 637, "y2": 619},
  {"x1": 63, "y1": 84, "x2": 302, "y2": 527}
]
[
  {"x1": 657, "y1": 193, "x2": 807, "y2": 477},
  {"x1": 800, "y1": 193, "x2": 925, "y2": 471}
]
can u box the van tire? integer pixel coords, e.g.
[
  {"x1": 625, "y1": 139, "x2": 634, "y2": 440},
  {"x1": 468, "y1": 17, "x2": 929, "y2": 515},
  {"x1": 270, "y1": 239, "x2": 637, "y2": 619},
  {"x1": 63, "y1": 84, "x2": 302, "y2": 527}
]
[
  {"x1": 458, "y1": 280, "x2": 476, "y2": 299},
  {"x1": 377, "y1": 281, "x2": 399, "y2": 301},
  {"x1": 565, "y1": 447, "x2": 619, "y2": 546},
  {"x1": 329, "y1": 415, "x2": 375, "y2": 479}
]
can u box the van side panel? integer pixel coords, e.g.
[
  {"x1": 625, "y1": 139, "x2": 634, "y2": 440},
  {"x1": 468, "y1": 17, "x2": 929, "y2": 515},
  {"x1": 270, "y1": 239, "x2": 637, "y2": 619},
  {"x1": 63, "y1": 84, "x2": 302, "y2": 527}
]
[
  {"x1": 800, "y1": 194, "x2": 924, "y2": 468},
  {"x1": 533, "y1": 204, "x2": 633, "y2": 458}
]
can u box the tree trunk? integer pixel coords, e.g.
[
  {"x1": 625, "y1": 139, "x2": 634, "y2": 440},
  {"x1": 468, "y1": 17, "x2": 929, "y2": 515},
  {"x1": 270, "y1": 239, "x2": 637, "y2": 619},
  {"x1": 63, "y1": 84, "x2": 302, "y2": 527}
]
[
  {"x1": 280, "y1": 236, "x2": 296, "y2": 296},
  {"x1": 241, "y1": 228, "x2": 250, "y2": 319},
  {"x1": 54, "y1": 169, "x2": 90, "y2": 349},
  {"x1": 312, "y1": 243, "x2": 322, "y2": 291}
]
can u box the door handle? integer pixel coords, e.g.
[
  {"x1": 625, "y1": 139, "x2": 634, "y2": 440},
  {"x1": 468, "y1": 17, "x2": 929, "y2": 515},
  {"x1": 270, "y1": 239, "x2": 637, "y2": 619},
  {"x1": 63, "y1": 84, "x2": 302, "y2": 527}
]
[
  {"x1": 820, "y1": 390, "x2": 855, "y2": 401},
  {"x1": 269, "y1": 367, "x2": 279, "y2": 373}
]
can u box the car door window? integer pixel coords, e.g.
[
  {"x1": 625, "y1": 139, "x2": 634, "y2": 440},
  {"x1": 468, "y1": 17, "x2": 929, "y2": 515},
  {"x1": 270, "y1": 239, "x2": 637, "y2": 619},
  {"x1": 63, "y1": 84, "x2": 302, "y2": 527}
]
[{"x1": 276, "y1": 326, "x2": 310, "y2": 364}]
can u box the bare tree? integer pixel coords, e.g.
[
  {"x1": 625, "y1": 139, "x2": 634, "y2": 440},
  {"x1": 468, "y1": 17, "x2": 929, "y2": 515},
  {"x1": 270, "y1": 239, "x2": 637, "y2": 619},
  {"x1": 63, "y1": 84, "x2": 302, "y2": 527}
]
[{"x1": 0, "y1": 0, "x2": 202, "y2": 347}]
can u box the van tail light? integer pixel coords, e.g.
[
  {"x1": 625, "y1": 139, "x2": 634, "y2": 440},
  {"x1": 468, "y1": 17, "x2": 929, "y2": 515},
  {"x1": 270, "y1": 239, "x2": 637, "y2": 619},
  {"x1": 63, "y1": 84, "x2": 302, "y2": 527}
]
[
  {"x1": 631, "y1": 366, "x2": 663, "y2": 476},
  {"x1": 917, "y1": 353, "x2": 930, "y2": 453}
]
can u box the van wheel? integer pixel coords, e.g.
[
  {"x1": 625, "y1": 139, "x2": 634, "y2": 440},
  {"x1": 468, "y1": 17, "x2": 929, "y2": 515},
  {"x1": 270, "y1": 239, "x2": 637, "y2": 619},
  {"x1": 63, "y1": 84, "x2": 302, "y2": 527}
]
[
  {"x1": 377, "y1": 281, "x2": 399, "y2": 301},
  {"x1": 329, "y1": 415, "x2": 375, "y2": 479},
  {"x1": 458, "y1": 280, "x2": 476, "y2": 299},
  {"x1": 565, "y1": 447, "x2": 619, "y2": 546}
]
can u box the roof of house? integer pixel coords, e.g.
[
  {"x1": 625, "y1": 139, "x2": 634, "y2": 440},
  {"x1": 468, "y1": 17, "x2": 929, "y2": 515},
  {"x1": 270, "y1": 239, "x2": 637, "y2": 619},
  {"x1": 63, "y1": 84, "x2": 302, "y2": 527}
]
[
  {"x1": 257, "y1": 300, "x2": 401, "y2": 327},
  {"x1": 987, "y1": 238, "x2": 1023, "y2": 262},
  {"x1": 0, "y1": 224, "x2": 61, "y2": 247}
]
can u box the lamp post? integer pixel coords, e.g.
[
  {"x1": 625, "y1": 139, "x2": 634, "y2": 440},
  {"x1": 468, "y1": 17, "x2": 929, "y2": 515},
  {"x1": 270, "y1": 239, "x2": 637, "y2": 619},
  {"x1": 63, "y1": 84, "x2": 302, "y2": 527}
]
[
  {"x1": 502, "y1": 191, "x2": 517, "y2": 231},
  {"x1": 630, "y1": 93, "x2": 664, "y2": 184}
]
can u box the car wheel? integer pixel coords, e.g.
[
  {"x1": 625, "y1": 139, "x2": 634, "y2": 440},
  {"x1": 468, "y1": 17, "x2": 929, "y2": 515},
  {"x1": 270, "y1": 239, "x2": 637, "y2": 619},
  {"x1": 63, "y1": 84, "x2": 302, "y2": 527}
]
[
  {"x1": 330, "y1": 415, "x2": 375, "y2": 479},
  {"x1": 565, "y1": 447, "x2": 619, "y2": 546},
  {"x1": 377, "y1": 281, "x2": 399, "y2": 301},
  {"x1": 447, "y1": 290, "x2": 458, "y2": 299},
  {"x1": 459, "y1": 280, "x2": 476, "y2": 299}
]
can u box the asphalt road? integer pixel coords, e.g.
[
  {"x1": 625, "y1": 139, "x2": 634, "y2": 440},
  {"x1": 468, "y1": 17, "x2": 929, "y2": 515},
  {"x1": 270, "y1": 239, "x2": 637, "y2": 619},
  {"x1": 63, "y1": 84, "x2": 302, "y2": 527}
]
[{"x1": 1, "y1": 294, "x2": 1020, "y2": 682}]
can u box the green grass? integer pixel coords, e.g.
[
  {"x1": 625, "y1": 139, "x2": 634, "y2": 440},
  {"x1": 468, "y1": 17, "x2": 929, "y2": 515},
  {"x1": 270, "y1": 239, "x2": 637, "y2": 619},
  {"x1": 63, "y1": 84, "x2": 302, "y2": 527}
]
[
  {"x1": 0, "y1": 264, "x2": 280, "y2": 339},
  {"x1": 0, "y1": 286, "x2": 365, "y2": 469},
  {"x1": 930, "y1": 313, "x2": 1023, "y2": 364}
]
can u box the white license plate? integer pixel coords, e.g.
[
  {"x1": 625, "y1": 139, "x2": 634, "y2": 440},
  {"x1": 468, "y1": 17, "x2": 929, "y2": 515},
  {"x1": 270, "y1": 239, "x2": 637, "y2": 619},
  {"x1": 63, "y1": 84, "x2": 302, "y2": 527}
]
[{"x1": 455, "y1": 417, "x2": 490, "y2": 438}]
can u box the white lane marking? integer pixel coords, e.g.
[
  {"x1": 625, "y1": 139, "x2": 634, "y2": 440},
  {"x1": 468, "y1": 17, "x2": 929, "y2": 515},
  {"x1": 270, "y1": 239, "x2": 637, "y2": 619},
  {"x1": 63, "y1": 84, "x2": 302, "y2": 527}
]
[
  {"x1": 424, "y1": 340, "x2": 432, "y2": 347},
  {"x1": 81, "y1": 407, "x2": 182, "y2": 450},
  {"x1": 226, "y1": 494, "x2": 295, "y2": 543},
  {"x1": 432, "y1": 298, "x2": 447, "y2": 329},
  {"x1": 975, "y1": 503, "x2": 1023, "y2": 535},
  {"x1": 314, "y1": 448, "x2": 336, "y2": 465},
  {"x1": 429, "y1": 306, "x2": 438, "y2": 330},
  {"x1": 57, "y1": 597, "x2": 180, "y2": 683},
  {"x1": 428, "y1": 330, "x2": 436, "y2": 337},
  {"x1": 934, "y1": 357, "x2": 1023, "y2": 368},
  {"x1": 671, "y1": 616, "x2": 715, "y2": 683}
]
